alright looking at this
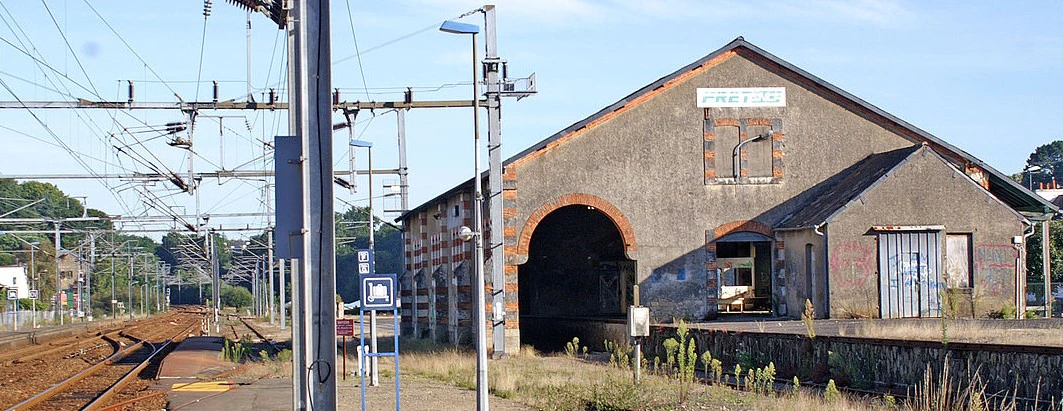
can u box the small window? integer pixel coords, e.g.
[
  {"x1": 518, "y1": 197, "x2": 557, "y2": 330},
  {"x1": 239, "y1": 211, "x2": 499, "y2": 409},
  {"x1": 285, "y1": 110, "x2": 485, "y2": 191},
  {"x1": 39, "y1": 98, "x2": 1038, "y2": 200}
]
[
  {"x1": 945, "y1": 234, "x2": 972, "y2": 288},
  {"x1": 704, "y1": 116, "x2": 783, "y2": 185},
  {"x1": 454, "y1": 205, "x2": 460, "y2": 217}
]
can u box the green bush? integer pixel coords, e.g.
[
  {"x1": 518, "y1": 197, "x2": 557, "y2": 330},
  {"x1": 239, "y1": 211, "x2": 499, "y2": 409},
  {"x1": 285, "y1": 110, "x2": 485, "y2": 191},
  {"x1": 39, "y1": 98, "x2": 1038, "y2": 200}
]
[
  {"x1": 220, "y1": 285, "x2": 253, "y2": 308},
  {"x1": 824, "y1": 379, "x2": 840, "y2": 404}
]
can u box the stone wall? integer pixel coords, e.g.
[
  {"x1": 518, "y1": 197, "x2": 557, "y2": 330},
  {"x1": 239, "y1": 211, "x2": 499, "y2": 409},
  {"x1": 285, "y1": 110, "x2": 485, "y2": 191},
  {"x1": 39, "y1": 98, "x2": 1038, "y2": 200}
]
[{"x1": 642, "y1": 324, "x2": 1063, "y2": 404}]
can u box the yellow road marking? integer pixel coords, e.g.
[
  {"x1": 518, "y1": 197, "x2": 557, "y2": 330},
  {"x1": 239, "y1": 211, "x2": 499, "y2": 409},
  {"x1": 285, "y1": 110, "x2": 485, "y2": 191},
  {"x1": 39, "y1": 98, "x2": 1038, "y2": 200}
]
[{"x1": 171, "y1": 381, "x2": 233, "y2": 392}]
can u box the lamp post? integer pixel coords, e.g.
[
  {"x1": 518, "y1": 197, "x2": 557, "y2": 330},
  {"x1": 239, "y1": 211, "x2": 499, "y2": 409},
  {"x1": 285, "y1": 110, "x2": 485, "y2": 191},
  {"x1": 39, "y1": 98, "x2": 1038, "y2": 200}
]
[
  {"x1": 1024, "y1": 165, "x2": 1046, "y2": 190},
  {"x1": 441, "y1": 18, "x2": 489, "y2": 411},
  {"x1": 351, "y1": 138, "x2": 381, "y2": 385}
]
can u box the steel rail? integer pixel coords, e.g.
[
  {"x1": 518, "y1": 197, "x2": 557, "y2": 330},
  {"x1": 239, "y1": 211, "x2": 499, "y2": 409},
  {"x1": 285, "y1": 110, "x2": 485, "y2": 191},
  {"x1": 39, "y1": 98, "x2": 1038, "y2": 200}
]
[
  {"x1": 5, "y1": 334, "x2": 149, "y2": 411},
  {"x1": 4, "y1": 313, "x2": 202, "y2": 411},
  {"x1": 236, "y1": 315, "x2": 280, "y2": 353},
  {"x1": 83, "y1": 319, "x2": 201, "y2": 410},
  {"x1": 0, "y1": 327, "x2": 126, "y2": 365}
]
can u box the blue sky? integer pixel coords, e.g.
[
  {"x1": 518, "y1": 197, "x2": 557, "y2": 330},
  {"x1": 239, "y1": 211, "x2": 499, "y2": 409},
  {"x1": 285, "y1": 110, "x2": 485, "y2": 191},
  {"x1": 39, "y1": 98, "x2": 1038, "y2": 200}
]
[{"x1": 0, "y1": 1, "x2": 1060, "y2": 237}]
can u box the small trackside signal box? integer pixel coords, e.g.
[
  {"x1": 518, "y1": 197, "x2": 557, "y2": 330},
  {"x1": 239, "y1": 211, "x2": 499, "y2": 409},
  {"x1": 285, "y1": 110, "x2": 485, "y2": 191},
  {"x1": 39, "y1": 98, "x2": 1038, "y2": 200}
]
[{"x1": 628, "y1": 306, "x2": 650, "y2": 337}]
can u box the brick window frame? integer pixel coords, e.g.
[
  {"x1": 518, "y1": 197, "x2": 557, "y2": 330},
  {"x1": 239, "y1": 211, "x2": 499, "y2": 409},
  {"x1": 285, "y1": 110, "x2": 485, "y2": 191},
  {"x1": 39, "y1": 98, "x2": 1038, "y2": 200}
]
[{"x1": 704, "y1": 113, "x2": 784, "y2": 185}]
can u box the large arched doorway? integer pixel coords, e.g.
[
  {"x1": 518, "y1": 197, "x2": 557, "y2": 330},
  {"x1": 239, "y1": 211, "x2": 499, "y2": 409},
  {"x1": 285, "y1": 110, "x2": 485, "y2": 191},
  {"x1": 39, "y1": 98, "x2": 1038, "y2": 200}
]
[{"x1": 518, "y1": 204, "x2": 636, "y2": 352}]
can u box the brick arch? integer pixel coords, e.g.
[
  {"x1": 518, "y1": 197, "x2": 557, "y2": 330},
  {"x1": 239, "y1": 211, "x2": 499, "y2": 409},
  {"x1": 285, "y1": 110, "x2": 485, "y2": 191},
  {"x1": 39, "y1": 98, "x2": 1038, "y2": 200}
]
[
  {"x1": 515, "y1": 193, "x2": 637, "y2": 260},
  {"x1": 712, "y1": 220, "x2": 773, "y2": 241}
]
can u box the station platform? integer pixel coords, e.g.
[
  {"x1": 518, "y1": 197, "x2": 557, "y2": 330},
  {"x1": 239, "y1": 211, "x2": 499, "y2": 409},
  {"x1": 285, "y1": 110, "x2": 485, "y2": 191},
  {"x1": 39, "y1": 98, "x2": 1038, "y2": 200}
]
[{"x1": 158, "y1": 336, "x2": 235, "y2": 378}]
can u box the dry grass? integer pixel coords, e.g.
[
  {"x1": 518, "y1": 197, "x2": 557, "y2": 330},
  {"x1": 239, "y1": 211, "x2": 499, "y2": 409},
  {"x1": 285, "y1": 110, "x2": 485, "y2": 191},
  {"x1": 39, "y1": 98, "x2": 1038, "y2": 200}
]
[
  {"x1": 398, "y1": 340, "x2": 890, "y2": 411},
  {"x1": 844, "y1": 320, "x2": 1063, "y2": 346}
]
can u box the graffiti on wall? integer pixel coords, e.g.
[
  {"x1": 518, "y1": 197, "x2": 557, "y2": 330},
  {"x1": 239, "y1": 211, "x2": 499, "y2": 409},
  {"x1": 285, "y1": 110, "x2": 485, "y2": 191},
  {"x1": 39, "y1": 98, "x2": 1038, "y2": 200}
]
[
  {"x1": 973, "y1": 244, "x2": 1014, "y2": 298},
  {"x1": 829, "y1": 240, "x2": 877, "y2": 290}
]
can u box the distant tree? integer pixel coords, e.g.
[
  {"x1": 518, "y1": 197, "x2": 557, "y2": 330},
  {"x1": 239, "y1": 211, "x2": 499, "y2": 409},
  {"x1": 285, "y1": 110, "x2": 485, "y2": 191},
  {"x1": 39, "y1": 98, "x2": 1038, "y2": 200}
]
[
  {"x1": 333, "y1": 206, "x2": 402, "y2": 303},
  {"x1": 1022, "y1": 142, "x2": 1063, "y2": 288},
  {"x1": 1022, "y1": 141, "x2": 1063, "y2": 189}
]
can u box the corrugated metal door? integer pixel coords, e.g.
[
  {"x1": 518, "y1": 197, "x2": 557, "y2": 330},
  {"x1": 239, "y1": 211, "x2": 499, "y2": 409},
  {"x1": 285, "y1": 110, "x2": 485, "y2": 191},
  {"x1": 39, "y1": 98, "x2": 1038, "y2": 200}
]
[{"x1": 878, "y1": 231, "x2": 943, "y2": 318}]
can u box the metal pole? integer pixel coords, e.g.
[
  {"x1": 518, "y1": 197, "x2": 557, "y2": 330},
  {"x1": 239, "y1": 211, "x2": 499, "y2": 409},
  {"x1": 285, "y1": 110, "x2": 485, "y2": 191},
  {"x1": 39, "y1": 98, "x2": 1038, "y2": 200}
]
[
  {"x1": 111, "y1": 253, "x2": 116, "y2": 319},
  {"x1": 88, "y1": 234, "x2": 94, "y2": 320},
  {"x1": 369, "y1": 144, "x2": 379, "y2": 387},
  {"x1": 268, "y1": 230, "x2": 275, "y2": 324},
  {"x1": 142, "y1": 255, "x2": 148, "y2": 317},
  {"x1": 1044, "y1": 221, "x2": 1052, "y2": 317},
  {"x1": 211, "y1": 232, "x2": 220, "y2": 332},
  {"x1": 397, "y1": 109, "x2": 409, "y2": 212},
  {"x1": 483, "y1": 5, "x2": 506, "y2": 359},
  {"x1": 280, "y1": 258, "x2": 286, "y2": 330},
  {"x1": 246, "y1": 10, "x2": 253, "y2": 102},
  {"x1": 30, "y1": 246, "x2": 35, "y2": 328},
  {"x1": 128, "y1": 253, "x2": 133, "y2": 320},
  {"x1": 253, "y1": 259, "x2": 260, "y2": 316},
  {"x1": 470, "y1": 31, "x2": 490, "y2": 411},
  {"x1": 293, "y1": 0, "x2": 337, "y2": 406},
  {"x1": 54, "y1": 222, "x2": 62, "y2": 325}
]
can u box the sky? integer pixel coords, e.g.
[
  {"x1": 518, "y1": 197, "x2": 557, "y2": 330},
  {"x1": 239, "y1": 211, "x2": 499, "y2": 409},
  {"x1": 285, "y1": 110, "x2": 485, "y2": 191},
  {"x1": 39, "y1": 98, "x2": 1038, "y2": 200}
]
[{"x1": 0, "y1": 1, "x2": 1060, "y2": 239}]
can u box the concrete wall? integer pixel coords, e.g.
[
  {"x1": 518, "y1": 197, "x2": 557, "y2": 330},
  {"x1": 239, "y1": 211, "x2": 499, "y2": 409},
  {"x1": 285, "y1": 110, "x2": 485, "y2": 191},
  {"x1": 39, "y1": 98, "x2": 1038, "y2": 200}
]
[
  {"x1": 776, "y1": 230, "x2": 827, "y2": 318},
  {"x1": 825, "y1": 148, "x2": 1024, "y2": 318}
]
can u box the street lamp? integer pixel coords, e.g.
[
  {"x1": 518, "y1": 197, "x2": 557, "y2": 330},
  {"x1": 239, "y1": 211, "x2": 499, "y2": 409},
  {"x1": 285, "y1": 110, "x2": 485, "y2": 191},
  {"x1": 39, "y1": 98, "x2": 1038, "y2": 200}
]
[
  {"x1": 440, "y1": 18, "x2": 490, "y2": 411},
  {"x1": 350, "y1": 138, "x2": 383, "y2": 386},
  {"x1": 1024, "y1": 165, "x2": 1052, "y2": 191}
]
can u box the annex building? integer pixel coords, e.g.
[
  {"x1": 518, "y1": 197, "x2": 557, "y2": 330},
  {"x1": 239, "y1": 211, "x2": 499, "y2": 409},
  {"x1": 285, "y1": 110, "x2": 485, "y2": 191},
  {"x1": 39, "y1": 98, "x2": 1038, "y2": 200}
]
[{"x1": 396, "y1": 38, "x2": 1056, "y2": 354}]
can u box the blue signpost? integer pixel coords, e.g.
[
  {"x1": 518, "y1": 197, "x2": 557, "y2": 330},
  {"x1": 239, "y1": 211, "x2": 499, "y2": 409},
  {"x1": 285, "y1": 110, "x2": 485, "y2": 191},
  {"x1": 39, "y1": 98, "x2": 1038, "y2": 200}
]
[{"x1": 357, "y1": 248, "x2": 400, "y2": 411}]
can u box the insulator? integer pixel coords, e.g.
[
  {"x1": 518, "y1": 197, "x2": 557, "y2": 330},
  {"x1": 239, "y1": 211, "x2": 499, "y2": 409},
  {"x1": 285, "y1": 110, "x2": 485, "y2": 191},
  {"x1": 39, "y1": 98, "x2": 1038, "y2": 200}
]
[
  {"x1": 203, "y1": 0, "x2": 212, "y2": 17},
  {"x1": 212, "y1": 81, "x2": 219, "y2": 103},
  {"x1": 333, "y1": 89, "x2": 340, "y2": 106}
]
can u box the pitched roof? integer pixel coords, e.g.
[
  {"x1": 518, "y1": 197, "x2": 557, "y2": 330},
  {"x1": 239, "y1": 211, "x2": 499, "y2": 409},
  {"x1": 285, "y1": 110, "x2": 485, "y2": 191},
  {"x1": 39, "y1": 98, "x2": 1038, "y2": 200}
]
[
  {"x1": 398, "y1": 37, "x2": 1056, "y2": 222},
  {"x1": 776, "y1": 145, "x2": 920, "y2": 230}
]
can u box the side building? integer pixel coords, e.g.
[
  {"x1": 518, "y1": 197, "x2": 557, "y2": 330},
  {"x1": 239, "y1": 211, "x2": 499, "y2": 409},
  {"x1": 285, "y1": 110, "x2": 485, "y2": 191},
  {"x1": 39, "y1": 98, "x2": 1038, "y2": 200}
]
[{"x1": 396, "y1": 37, "x2": 1056, "y2": 354}]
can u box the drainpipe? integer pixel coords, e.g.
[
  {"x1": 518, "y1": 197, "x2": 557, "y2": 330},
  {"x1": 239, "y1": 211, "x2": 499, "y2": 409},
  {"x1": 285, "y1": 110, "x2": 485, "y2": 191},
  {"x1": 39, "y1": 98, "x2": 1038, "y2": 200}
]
[
  {"x1": 1018, "y1": 220, "x2": 1036, "y2": 318},
  {"x1": 731, "y1": 133, "x2": 770, "y2": 180},
  {"x1": 812, "y1": 222, "x2": 828, "y2": 318}
]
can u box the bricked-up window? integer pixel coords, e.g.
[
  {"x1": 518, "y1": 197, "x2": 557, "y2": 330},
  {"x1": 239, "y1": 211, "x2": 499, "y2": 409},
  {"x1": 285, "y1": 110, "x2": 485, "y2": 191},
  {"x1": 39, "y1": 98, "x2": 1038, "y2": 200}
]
[
  {"x1": 704, "y1": 114, "x2": 783, "y2": 185},
  {"x1": 945, "y1": 234, "x2": 972, "y2": 289}
]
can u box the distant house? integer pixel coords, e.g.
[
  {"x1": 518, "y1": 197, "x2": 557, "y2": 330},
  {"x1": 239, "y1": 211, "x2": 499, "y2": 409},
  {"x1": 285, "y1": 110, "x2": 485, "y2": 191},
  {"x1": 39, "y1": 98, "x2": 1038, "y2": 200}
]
[
  {"x1": 396, "y1": 38, "x2": 1057, "y2": 354},
  {"x1": 0, "y1": 266, "x2": 29, "y2": 298}
]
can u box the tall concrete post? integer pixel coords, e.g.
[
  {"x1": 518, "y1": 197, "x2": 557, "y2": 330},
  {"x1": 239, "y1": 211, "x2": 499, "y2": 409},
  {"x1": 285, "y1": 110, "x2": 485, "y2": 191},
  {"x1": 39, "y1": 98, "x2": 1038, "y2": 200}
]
[
  {"x1": 268, "y1": 230, "x2": 275, "y2": 324},
  {"x1": 482, "y1": 5, "x2": 507, "y2": 358},
  {"x1": 292, "y1": 0, "x2": 337, "y2": 407}
]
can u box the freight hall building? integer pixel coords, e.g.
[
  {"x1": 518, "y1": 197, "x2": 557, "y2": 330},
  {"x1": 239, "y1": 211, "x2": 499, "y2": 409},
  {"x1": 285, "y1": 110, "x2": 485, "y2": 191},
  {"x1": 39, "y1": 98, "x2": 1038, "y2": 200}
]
[{"x1": 396, "y1": 38, "x2": 1056, "y2": 355}]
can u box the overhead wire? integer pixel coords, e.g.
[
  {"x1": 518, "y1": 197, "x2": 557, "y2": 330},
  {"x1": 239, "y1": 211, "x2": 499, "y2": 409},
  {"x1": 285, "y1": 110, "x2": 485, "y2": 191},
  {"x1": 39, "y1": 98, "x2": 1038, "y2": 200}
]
[
  {"x1": 0, "y1": 3, "x2": 138, "y2": 215},
  {"x1": 0, "y1": 3, "x2": 188, "y2": 217}
]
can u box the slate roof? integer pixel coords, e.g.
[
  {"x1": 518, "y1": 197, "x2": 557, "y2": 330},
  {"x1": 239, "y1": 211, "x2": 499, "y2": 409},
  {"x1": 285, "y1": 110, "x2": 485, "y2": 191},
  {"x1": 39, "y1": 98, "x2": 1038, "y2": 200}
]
[
  {"x1": 398, "y1": 37, "x2": 1056, "y2": 223},
  {"x1": 776, "y1": 145, "x2": 921, "y2": 230}
]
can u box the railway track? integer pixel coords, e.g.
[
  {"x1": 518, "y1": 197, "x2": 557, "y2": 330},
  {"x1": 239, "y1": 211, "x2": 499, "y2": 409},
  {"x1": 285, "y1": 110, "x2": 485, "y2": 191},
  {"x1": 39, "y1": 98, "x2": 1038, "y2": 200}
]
[
  {"x1": 0, "y1": 310, "x2": 205, "y2": 410},
  {"x1": 224, "y1": 314, "x2": 280, "y2": 354}
]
